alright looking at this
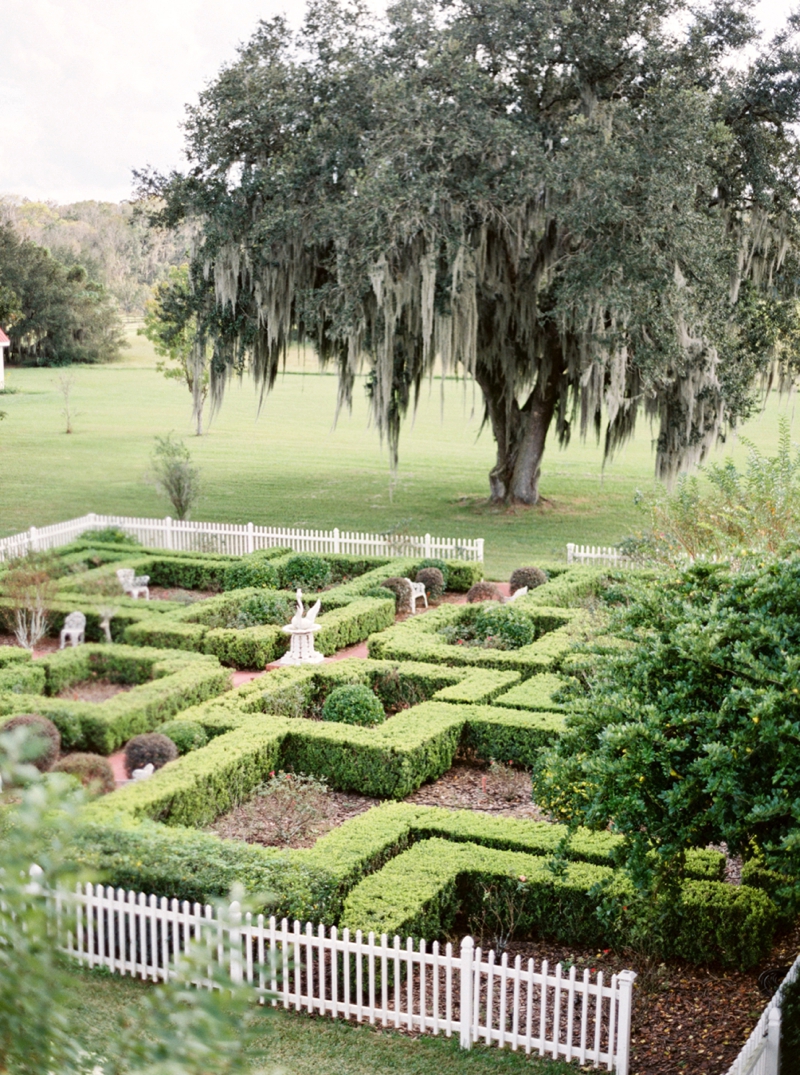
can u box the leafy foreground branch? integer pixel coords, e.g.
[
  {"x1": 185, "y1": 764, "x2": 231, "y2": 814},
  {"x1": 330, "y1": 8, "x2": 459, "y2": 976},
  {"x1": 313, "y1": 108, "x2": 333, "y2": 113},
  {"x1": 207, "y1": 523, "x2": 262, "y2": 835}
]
[{"x1": 0, "y1": 726, "x2": 272, "y2": 1075}]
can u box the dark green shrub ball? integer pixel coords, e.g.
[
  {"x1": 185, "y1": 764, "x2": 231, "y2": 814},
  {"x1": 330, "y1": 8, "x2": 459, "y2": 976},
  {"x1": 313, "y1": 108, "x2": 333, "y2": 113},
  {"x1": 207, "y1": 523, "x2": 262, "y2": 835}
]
[
  {"x1": 157, "y1": 720, "x2": 208, "y2": 755},
  {"x1": 223, "y1": 555, "x2": 279, "y2": 591},
  {"x1": 466, "y1": 581, "x2": 504, "y2": 603},
  {"x1": 280, "y1": 555, "x2": 332, "y2": 591},
  {"x1": 474, "y1": 605, "x2": 537, "y2": 649},
  {"x1": 52, "y1": 753, "x2": 116, "y2": 795},
  {"x1": 1, "y1": 714, "x2": 61, "y2": 771},
  {"x1": 322, "y1": 684, "x2": 385, "y2": 726},
  {"x1": 415, "y1": 567, "x2": 445, "y2": 601},
  {"x1": 509, "y1": 566, "x2": 547, "y2": 592},
  {"x1": 417, "y1": 558, "x2": 449, "y2": 589},
  {"x1": 124, "y1": 733, "x2": 178, "y2": 777}
]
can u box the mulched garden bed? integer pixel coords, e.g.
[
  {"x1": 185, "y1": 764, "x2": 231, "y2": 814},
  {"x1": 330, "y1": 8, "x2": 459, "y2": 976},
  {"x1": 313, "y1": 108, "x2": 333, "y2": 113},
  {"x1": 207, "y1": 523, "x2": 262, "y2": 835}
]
[
  {"x1": 464, "y1": 921, "x2": 800, "y2": 1075},
  {"x1": 208, "y1": 787, "x2": 380, "y2": 848},
  {"x1": 56, "y1": 678, "x2": 134, "y2": 703},
  {"x1": 0, "y1": 632, "x2": 59, "y2": 654}
]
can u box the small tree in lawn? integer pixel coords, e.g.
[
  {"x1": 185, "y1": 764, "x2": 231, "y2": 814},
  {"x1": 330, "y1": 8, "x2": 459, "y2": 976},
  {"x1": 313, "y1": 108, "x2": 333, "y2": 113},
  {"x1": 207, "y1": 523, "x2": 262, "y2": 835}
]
[
  {"x1": 151, "y1": 433, "x2": 201, "y2": 520},
  {"x1": 1, "y1": 552, "x2": 56, "y2": 649}
]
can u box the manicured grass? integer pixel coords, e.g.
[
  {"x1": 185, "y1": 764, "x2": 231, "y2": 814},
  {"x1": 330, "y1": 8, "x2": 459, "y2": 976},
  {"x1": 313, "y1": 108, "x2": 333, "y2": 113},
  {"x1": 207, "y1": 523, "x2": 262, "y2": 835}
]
[
  {"x1": 0, "y1": 326, "x2": 792, "y2": 577},
  {"x1": 67, "y1": 964, "x2": 574, "y2": 1074}
]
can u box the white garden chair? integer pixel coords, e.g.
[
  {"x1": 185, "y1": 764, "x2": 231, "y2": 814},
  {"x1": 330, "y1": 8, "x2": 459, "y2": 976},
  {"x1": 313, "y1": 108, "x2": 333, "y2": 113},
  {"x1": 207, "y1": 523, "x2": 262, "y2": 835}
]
[
  {"x1": 59, "y1": 611, "x2": 86, "y2": 649},
  {"x1": 507, "y1": 586, "x2": 529, "y2": 602},
  {"x1": 404, "y1": 578, "x2": 428, "y2": 613},
  {"x1": 116, "y1": 568, "x2": 150, "y2": 600}
]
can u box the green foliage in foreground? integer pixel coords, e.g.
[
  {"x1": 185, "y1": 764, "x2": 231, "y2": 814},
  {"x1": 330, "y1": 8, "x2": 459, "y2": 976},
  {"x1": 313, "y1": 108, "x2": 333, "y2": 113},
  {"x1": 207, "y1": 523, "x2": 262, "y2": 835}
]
[
  {"x1": 534, "y1": 556, "x2": 800, "y2": 907},
  {"x1": 0, "y1": 728, "x2": 273, "y2": 1075}
]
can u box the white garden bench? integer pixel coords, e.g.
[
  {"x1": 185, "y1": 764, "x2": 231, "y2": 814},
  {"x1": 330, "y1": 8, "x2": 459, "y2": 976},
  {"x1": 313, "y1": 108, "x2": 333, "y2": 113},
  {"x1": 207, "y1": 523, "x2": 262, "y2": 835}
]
[
  {"x1": 116, "y1": 568, "x2": 150, "y2": 600},
  {"x1": 404, "y1": 578, "x2": 428, "y2": 614},
  {"x1": 59, "y1": 611, "x2": 86, "y2": 648},
  {"x1": 507, "y1": 586, "x2": 528, "y2": 602}
]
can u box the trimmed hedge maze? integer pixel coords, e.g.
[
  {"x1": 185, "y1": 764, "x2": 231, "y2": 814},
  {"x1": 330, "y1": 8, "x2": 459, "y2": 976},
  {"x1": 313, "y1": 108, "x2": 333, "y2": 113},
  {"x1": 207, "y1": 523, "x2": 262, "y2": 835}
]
[{"x1": 0, "y1": 550, "x2": 781, "y2": 970}]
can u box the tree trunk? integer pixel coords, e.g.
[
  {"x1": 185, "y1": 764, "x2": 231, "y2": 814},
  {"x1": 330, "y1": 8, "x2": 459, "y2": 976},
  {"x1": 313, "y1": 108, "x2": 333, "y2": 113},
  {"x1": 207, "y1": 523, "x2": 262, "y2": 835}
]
[{"x1": 474, "y1": 362, "x2": 560, "y2": 505}]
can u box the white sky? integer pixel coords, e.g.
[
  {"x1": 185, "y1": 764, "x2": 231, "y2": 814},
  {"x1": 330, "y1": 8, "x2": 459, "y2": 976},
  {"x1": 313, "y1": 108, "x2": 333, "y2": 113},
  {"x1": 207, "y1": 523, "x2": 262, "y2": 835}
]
[{"x1": 0, "y1": 0, "x2": 794, "y2": 204}]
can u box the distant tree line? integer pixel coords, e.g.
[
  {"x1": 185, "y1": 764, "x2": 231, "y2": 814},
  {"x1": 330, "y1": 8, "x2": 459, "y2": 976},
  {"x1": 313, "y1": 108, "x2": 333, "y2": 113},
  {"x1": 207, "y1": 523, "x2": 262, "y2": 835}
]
[
  {"x1": 0, "y1": 222, "x2": 126, "y2": 366},
  {"x1": 0, "y1": 196, "x2": 193, "y2": 315}
]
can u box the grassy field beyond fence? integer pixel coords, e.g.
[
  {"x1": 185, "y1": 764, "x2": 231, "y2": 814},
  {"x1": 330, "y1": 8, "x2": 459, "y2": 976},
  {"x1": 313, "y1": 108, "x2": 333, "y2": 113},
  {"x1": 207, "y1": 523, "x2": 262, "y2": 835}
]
[{"x1": 0, "y1": 328, "x2": 794, "y2": 577}]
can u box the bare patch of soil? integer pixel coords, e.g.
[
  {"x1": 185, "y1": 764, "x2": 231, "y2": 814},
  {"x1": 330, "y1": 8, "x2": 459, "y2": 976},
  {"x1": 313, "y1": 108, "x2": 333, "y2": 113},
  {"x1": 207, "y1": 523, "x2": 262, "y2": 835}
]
[
  {"x1": 0, "y1": 632, "x2": 59, "y2": 654},
  {"x1": 405, "y1": 761, "x2": 548, "y2": 819},
  {"x1": 147, "y1": 586, "x2": 218, "y2": 603},
  {"x1": 56, "y1": 678, "x2": 134, "y2": 703},
  {"x1": 208, "y1": 788, "x2": 380, "y2": 849}
]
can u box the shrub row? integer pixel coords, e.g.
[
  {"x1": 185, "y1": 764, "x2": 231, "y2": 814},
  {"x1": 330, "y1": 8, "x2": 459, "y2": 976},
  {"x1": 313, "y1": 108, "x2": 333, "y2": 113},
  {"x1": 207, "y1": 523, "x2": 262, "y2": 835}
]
[
  {"x1": 0, "y1": 645, "x2": 230, "y2": 753},
  {"x1": 339, "y1": 838, "x2": 775, "y2": 969},
  {"x1": 367, "y1": 603, "x2": 585, "y2": 675},
  {"x1": 492, "y1": 672, "x2": 572, "y2": 712},
  {"x1": 0, "y1": 661, "x2": 46, "y2": 694}
]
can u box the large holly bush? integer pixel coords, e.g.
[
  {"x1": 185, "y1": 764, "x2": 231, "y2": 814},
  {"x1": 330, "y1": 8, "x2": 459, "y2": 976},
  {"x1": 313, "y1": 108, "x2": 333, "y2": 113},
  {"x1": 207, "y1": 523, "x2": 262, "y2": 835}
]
[{"x1": 533, "y1": 557, "x2": 800, "y2": 903}]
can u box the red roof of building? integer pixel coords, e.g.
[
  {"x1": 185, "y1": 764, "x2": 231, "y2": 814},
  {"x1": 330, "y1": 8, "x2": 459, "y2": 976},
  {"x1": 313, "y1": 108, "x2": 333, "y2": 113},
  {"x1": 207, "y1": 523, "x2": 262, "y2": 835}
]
[{"x1": 0, "y1": 329, "x2": 9, "y2": 345}]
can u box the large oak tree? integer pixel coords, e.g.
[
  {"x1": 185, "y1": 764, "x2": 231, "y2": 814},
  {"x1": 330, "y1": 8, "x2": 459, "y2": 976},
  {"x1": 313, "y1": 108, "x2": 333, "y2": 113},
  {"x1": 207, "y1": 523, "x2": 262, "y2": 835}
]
[{"x1": 144, "y1": 0, "x2": 800, "y2": 503}]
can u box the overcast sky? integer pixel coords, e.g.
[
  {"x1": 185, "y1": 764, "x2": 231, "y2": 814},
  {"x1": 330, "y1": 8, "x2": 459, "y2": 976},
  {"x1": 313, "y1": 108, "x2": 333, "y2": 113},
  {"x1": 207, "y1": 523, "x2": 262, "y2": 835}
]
[{"x1": 0, "y1": 0, "x2": 794, "y2": 205}]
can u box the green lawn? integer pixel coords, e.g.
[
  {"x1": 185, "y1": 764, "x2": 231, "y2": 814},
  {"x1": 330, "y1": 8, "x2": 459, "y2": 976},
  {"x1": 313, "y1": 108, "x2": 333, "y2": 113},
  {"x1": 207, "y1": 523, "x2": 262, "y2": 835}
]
[
  {"x1": 0, "y1": 326, "x2": 793, "y2": 577},
  {"x1": 67, "y1": 964, "x2": 574, "y2": 1074}
]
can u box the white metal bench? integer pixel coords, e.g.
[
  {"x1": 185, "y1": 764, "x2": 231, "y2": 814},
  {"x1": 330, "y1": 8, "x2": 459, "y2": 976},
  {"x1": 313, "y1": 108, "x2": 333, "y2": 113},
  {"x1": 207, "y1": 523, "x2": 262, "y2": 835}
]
[
  {"x1": 404, "y1": 578, "x2": 428, "y2": 613},
  {"x1": 59, "y1": 611, "x2": 86, "y2": 648},
  {"x1": 116, "y1": 568, "x2": 150, "y2": 600}
]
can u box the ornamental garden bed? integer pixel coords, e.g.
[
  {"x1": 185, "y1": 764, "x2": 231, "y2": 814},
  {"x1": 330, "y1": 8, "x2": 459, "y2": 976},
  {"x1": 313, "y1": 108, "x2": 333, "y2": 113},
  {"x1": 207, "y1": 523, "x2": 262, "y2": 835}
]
[{"x1": 3, "y1": 547, "x2": 797, "y2": 1075}]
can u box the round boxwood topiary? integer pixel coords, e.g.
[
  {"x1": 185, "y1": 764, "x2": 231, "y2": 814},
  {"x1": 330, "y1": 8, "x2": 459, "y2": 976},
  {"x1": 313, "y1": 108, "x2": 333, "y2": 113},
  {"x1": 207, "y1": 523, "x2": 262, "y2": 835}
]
[
  {"x1": 157, "y1": 720, "x2": 208, "y2": 755},
  {"x1": 322, "y1": 684, "x2": 385, "y2": 727},
  {"x1": 509, "y1": 566, "x2": 548, "y2": 592},
  {"x1": 473, "y1": 605, "x2": 538, "y2": 649},
  {"x1": 415, "y1": 566, "x2": 445, "y2": 602},
  {"x1": 1, "y1": 714, "x2": 61, "y2": 771},
  {"x1": 123, "y1": 733, "x2": 178, "y2": 777},
  {"x1": 466, "y1": 581, "x2": 504, "y2": 604},
  {"x1": 280, "y1": 555, "x2": 332, "y2": 591},
  {"x1": 416, "y1": 558, "x2": 449, "y2": 589},
  {"x1": 223, "y1": 556, "x2": 279, "y2": 591},
  {"x1": 52, "y1": 753, "x2": 116, "y2": 795},
  {"x1": 380, "y1": 577, "x2": 413, "y2": 613}
]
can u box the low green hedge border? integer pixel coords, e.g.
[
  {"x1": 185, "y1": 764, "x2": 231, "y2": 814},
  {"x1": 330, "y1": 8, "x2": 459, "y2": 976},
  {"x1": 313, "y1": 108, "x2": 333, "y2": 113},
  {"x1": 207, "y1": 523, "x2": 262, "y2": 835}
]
[
  {"x1": 0, "y1": 645, "x2": 230, "y2": 753},
  {"x1": 339, "y1": 838, "x2": 775, "y2": 969},
  {"x1": 367, "y1": 602, "x2": 588, "y2": 675},
  {"x1": 492, "y1": 672, "x2": 573, "y2": 712}
]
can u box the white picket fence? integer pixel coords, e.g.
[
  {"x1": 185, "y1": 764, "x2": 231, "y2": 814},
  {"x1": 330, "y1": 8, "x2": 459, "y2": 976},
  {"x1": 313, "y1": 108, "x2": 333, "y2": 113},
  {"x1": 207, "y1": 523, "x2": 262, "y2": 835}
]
[
  {"x1": 724, "y1": 953, "x2": 800, "y2": 1075},
  {"x1": 566, "y1": 543, "x2": 634, "y2": 567},
  {"x1": 56, "y1": 883, "x2": 635, "y2": 1072},
  {"x1": 0, "y1": 513, "x2": 483, "y2": 563}
]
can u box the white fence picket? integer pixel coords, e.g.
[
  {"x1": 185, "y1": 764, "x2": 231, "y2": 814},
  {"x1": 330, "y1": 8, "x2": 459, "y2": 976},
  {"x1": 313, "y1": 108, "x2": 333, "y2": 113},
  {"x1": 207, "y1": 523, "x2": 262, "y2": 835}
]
[
  {"x1": 566, "y1": 542, "x2": 634, "y2": 567},
  {"x1": 0, "y1": 513, "x2": 484, "y2": 562},
  {"x1": 50, "y1": 882, "x2": 635, "y2": 1072}
]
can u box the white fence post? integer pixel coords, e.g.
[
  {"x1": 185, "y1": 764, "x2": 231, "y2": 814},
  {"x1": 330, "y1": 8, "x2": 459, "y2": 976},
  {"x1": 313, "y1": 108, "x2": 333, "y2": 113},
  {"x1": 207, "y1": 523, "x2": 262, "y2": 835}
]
[
  {"x1": 566, "y1": 542, "x2": 575, "y2": 564},
  {"x1": 459, "y1": 936, "x2": 474, "y2": 1050},
  {"x1": 765, "y1": 1007, "x2": 781, "y2": 1075},
  {"x1": 615, "y1": 970, "x2": 636, "y2": 1075},
  {"x1": 425, "y1": 533, "x2": 432, "y2": 559},
  {"x1": 164, "y1": 516, "x2": 173, "y2": 551},
  {"x1": 333, "y1": 527, "x2": 340, "y2": 555},
  {"x1": 246, "y1": 522, "x2": 254, "y2": 554},
  {"x1": 29, "y1": 525, "x2": 38, "y2": 552}
]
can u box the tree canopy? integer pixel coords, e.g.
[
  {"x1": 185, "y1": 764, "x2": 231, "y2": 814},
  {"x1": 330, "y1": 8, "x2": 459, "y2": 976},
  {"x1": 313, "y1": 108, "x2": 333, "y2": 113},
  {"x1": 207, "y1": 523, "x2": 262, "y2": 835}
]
[
  {"x1": 143, "y1": 0, "x2": 800, "y2": 502},
  {"x1": 0, "y1": 223, "x2": 126, "y2": 366}
]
